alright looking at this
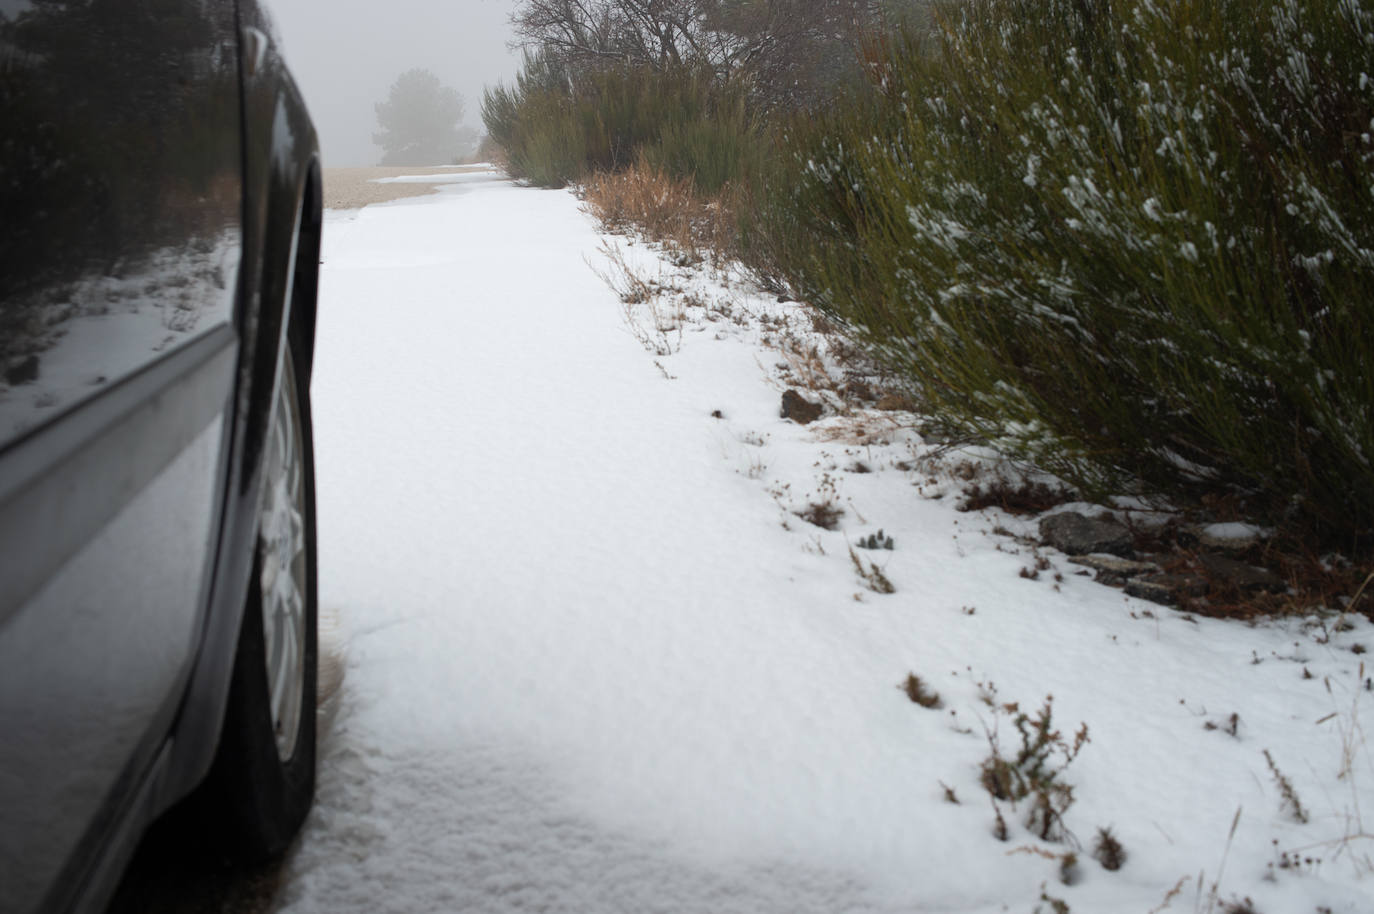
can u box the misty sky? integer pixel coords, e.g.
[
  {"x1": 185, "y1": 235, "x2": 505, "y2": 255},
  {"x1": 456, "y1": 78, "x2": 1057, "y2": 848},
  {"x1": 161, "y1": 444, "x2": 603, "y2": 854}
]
[{"x1": 266, "y1": 0, "x2": 522, "y2": 166}]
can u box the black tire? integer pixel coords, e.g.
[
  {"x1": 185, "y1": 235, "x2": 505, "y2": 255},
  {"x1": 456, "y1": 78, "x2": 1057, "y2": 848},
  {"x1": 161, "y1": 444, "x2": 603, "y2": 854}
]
[{"x1": 204, "y1": 339, "x2": 318, "y2": 861}]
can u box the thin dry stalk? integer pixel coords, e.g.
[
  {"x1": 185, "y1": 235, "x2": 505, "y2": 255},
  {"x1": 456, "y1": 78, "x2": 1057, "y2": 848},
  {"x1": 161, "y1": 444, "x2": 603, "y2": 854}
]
[
  {"x1": 588, "y1": 241, "x2": 682, "y2": 356},
  {"x1": 1262, "y1": 749, "x2": 1309, "y2": 824},
  {"x1": 1305, "y1": 661, "x2": 1374, "y2": 875}
]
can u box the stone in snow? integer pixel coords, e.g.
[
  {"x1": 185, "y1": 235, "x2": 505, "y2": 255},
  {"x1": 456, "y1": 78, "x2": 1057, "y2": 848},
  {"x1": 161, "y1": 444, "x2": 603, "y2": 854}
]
[
  {"x1": 780, "y1": 389, "x2": 823, "y2": 424},
  {"x1": 1039, "y1": 511, "x2": 1133, "y2": 557}
]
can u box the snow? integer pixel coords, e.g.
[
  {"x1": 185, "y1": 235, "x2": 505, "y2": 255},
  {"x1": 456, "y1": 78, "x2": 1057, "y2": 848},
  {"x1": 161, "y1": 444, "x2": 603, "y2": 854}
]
[
  {"x1": 373, "y1": 169, "x2": 500, "y2": 186},
  {"x1": 278, "y1": 166, "x2": 1374, "y2": 913},
  {"x1": 1203, "y1": 522, "x2": 1275, "y2": 543}
]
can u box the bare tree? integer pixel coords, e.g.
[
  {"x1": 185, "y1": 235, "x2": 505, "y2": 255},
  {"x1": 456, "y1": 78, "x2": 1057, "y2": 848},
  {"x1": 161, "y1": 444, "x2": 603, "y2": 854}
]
[
  {"x1": 509, "y1": 0, "x2": 909, "y2": 110},
  {"x1": 706, "y1": 0, "x2": 890, "y2": 108},
  {"x1": 511, "y1": 0, "x2": 707, "y2": 70}
]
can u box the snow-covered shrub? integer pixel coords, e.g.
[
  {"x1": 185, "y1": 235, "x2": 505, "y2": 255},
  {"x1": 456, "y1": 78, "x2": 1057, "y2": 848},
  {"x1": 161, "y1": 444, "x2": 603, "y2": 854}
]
[{"x1": 755, "y1": 0, "x2": 1374, "y2": 539}]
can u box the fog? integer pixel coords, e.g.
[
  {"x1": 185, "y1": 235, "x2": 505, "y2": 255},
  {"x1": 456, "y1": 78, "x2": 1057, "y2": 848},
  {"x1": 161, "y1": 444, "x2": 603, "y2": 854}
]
[{"x1": 266, "y1": 0, "x2": 521, "y2": 166}]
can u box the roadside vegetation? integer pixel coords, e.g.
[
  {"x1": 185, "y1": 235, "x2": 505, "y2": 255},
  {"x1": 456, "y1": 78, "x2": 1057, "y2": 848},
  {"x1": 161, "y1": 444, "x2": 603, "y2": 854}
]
[{"x1": 484, "y1": 0, "x2": 1374, "y2": 556}]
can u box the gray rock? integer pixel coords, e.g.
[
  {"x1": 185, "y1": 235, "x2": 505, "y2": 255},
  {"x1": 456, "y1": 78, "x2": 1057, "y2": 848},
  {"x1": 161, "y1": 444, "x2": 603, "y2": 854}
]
[
  {"x1": 1039, "y1": 512, "x2": 1133, "y2": 557},
  {"x1": 1125, "y1": 573, "x2": 1209, "y2": 606},
  {"x1": 1197, "y1": 552, "x2": 1286, "y2": 594},
  {"x1": 1068, "y1": 554, "x2": 1162, "y2": 587},
  {"x1": 780, "y1": 389, "x2": 823, "y2": 424}
]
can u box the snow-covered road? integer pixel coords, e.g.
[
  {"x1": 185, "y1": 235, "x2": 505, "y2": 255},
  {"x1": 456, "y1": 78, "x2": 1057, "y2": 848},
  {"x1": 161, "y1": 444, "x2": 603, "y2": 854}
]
[
  {"x1": 276, "y1": 168, "x2": 1374, "y2": 913},
  {"x1": 293, "y1": 171, "x2": 921, "y2": 913}
]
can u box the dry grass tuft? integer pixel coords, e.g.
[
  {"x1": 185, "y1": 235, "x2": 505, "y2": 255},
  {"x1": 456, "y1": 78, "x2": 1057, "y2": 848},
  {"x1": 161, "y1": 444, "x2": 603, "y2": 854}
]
[
  {"x1": 1092, "y1": 827, "x2": 1127, "y2": 871},
  {"x1": 900, "y1": 673, "x2": 942, "y2": 709},
  {"x1": 796, "y1": 501, "x2": 843, "y2": 530},
  {"x1": 1057, "y1": 852, "x2": 1081, "y2": 886},
  {"x1": 849, "y1": 546, "x2": 895, "y2": 594},
  {"x1": 1219, "y1": 898, "x2": 1261, "y2": 914},
  {"x1": 980, "y1": 697, "x2": 1090, "y2": 843},
  {"x1": 1035, "y1": 886, "x2": 1071, "y2": 914},
  {"x1": 581, "y1": 164, "x2": 740, "y2": 266}
]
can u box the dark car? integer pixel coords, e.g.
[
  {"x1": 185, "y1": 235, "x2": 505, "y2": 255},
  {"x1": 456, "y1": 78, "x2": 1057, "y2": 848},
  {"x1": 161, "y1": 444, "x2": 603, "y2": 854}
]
[{"x1": 0, "y1": 2, "x2": 322, "y2": 911}]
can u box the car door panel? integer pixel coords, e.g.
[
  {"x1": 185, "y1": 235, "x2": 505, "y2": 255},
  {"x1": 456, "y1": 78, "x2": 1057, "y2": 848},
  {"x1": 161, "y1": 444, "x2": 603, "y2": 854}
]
[
  {"x1": 0, "y1": 370, "x2": 230, "y2": 914},
  {"x1": 0, "y1": 1, "x2": 246, "y2": 911}
]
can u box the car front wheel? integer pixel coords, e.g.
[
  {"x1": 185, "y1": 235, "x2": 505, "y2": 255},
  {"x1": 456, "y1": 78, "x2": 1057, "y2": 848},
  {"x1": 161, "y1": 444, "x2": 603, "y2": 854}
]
[{"x1": 206, "y1": 338, "x2": 318, "y2": 859}]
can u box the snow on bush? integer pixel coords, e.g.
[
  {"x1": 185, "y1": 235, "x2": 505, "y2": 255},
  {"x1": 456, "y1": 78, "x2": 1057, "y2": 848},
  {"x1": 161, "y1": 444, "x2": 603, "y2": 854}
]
[{"x1": 754, "y1": 0, "x2": 1374, "y2": 539}]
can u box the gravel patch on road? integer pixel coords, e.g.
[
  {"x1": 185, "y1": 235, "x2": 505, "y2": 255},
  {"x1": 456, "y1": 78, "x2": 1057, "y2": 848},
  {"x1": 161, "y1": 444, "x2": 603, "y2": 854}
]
[{"x1": 322, "y1": 165, "x2": 497, "y2": 210}]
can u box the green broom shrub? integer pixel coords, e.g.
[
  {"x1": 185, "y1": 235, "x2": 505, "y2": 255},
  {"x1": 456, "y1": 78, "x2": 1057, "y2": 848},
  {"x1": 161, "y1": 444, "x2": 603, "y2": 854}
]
[
  {"x1": 482, "y1": 56, "x2": 763, "y2": 195},
  {"x1": 753, "y1": 0, "x2": 1374, "y2": 539}
]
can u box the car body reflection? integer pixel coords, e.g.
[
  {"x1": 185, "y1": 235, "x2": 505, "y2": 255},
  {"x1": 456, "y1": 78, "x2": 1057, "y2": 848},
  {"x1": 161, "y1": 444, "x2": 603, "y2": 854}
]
[{"x1": 0, "y1": 233, "x2": 240, "y2": 441}]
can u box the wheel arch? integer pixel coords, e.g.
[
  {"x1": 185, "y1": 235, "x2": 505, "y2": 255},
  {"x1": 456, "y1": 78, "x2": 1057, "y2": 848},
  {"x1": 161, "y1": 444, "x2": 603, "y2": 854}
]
[{"x1": 291, "y1": 163, "x2": 322, "y2": 382}]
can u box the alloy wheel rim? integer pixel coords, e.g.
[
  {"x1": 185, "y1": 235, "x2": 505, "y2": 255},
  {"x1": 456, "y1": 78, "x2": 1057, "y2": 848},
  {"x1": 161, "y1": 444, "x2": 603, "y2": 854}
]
[{"x1": 259, "y1": 348, "x2": 307, "y2": 761}]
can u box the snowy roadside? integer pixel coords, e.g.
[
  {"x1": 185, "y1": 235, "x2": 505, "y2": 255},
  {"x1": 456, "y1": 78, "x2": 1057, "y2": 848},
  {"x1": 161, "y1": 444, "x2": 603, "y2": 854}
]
[{"x1": 280, "y1": 167, "x2": 1374, "y2": 914}]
